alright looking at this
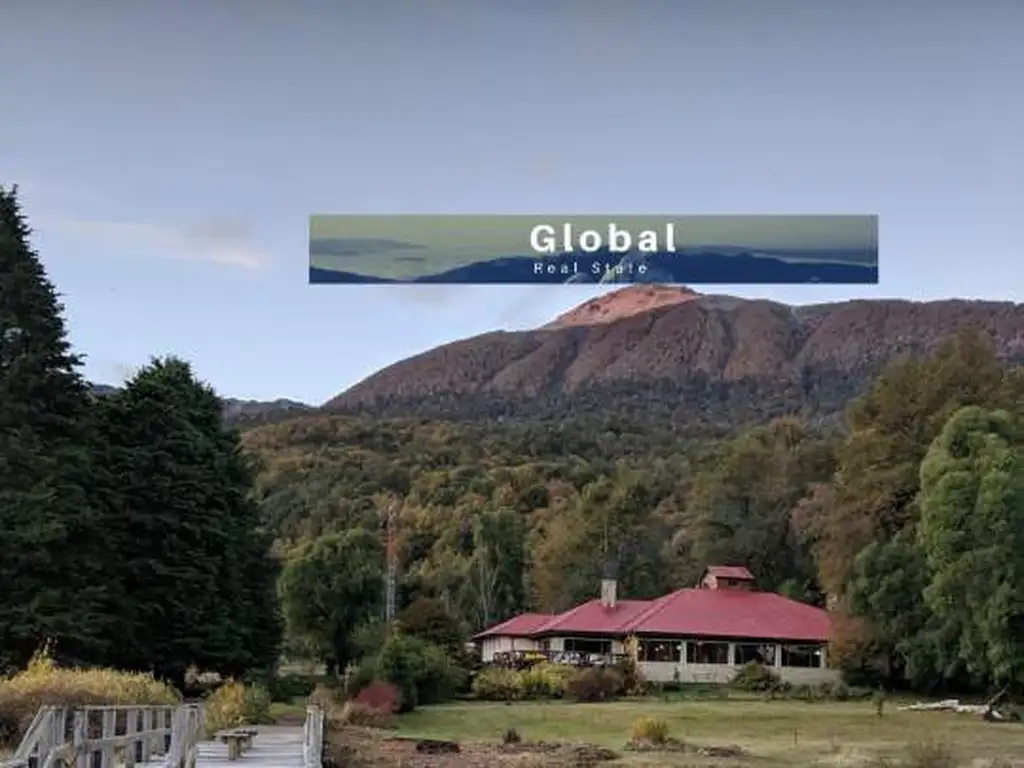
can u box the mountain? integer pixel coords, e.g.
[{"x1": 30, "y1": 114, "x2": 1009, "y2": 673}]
[
  {"x1": 309, "y1": 247, "x2": 877, "y2": 284},
  {"x1": 325, "y1": 286, "x2": 1024, "y2": 434},
  {"x1": 88, "y1": 383, "x2": 312, "y2": 425}
]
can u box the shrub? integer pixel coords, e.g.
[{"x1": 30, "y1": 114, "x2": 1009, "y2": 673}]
[
  {"x1": 346, "y1": 659, "x2": 377, "y2": 699},
  {"x1": 729, "y1": 662, "x2": 781, "y2": 692},
  {"x1": 337, "y1": 700, "x2": 393, "y2": 729},
  {"x1": 373, "y1": 633, "x2": 464, "y2": 712},
  {"x1": 353, "y1": 681, "x2": 400, "y2": 715},
  {"x1": 0, "y1": 649, "x2": 179, "y2": 747},
  {"x1": 414, "y1": 643, "x2": 464, "y2": 705},
  {"x1": 204, "y1": 680, "x2": 273, "y2": 737},
  {"x1": 630, "y1": 716, "x2": 669, "y2": 745},
  {"x1": 520, "y1": 664, "x2": 572, "y2": 700},
  {"x1": 614, "y1": 657, "x2": 648, "y2": 696},
  {"x1": 565, "y1": 666, "x2": 624, "y2": 703},
  {"x1": 472, "y1": 668, "x2": 523, "y2": 701},
  {"x1": 268, "y1": 674, "x2": 330, "y2": 702}
]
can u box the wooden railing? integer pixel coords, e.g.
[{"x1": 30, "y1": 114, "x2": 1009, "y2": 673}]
[
  {"x1": 0, "y1": 704, "x2": 203, "y2": 768},
  {"x1": 301, "y1": 706, "x2": 323, "y2": 768}
]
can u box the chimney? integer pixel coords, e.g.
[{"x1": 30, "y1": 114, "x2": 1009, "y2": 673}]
[{"x1": 600, "y1": 560, "x2": 618, "y2": 609}]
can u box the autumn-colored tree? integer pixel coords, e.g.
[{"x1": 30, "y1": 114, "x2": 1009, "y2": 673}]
[
  {"x1": 681, "y1": 418, "x2": 833, "y2": 597},
  {"x1": 794, "y1": 331, "x2": 1014, "y2": 676}
]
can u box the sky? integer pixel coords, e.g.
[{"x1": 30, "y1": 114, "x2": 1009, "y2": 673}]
[{"x1": 1, "y1": 0, "x2": 1021, "y2": 404}]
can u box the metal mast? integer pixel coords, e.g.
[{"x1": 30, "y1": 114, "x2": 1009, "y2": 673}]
[{"x1": 384, "y1": 500, "x2": 398, "y2": 626}]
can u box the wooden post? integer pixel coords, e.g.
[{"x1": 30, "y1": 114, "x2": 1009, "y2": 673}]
[
  {"x1": 163, "y1": 709, "x2": 172, "y2": 755},
  {"x1": 139, "y1": 711, "x2": 152, "y2": 763},
  {"x1": 124, "y1": 708, "x2": 137, "y2": 767},
  {"x1": 72, "y1": 710, "x2": 87, "y2": 768},
  {"x1": 101, "y1": 709, "x2": 116, "y2": 768}
]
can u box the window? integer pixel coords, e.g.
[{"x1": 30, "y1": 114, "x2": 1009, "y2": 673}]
[
  {"x1": 734, "y1": 643, "x2": 776, "y2": 666},
  {"x1": 686, "y1": 641, "x2": 729, "y2": 665},
  {"x1": 781, "y1": 644, "x2": 822, "y2": 668},
  {"x1": 563, "y1": 637, "x2": 612, "y2": 655},
  {"x1": 638, "y1": 639, "x2": 681, "y2": 662}
]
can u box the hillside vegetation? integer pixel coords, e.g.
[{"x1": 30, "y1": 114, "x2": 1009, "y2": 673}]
[{"x1": 248, "y1": 330, "x2": 1024, "y2": 691}]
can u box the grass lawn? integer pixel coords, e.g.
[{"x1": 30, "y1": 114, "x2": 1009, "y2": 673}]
[{"x1": 393, "y1": 697, "x2": 1024, "y2": 765}]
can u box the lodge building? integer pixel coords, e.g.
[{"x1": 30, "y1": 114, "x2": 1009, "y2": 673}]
[{"x1": 473, "y1": 565, "x2": 837, "y2": 685}]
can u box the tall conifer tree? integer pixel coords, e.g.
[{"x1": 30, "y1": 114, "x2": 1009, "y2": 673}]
[{"x1": 0, "y1": 185, "x2": 104, "y2": 670}]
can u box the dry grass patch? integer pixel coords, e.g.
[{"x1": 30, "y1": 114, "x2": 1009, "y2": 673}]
[{"x1": 0, "y1": 650, "x2": 178, "y2": 749}]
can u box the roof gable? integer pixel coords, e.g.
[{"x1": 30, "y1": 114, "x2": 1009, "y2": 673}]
[
  {"x1": 473, "y1": 612, "x2": 553, "y2": 639},
  {"x1": 534, "y1": 599, "x2": 653, "y2": 635}
]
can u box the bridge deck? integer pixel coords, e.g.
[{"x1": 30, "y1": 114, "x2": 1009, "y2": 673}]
[{"x1": 185, "y1": 726, "x2": 304, "y2": 768}]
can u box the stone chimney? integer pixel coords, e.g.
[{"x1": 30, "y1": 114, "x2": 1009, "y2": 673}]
[{"x1": 600, "y1": 560, "x2": 618, "y2": 609}]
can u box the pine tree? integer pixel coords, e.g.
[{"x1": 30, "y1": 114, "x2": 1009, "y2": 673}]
[
  {"x1": 0, "y1": 185, "x2": 106, "y2": 670},
  {"x1": 93, "y1": 357, "x2": 281, "y2": 682}
]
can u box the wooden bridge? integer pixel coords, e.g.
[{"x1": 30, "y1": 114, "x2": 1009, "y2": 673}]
[{"x1": 0, "y1": 704, "x2": 324, "y2": 768}]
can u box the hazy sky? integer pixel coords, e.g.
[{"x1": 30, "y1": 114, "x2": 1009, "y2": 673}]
[{"x1": 2, "y1": 1, "x2": 1021, "y2": 402}]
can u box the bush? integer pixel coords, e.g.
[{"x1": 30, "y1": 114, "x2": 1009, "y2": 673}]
[
  {"x1": 353, "y1": 681, "x2": 400, "y2": 715},
  {"x1": 414, "y1": 643, "x2": 464, "y2": 705},
  {"x1": 520, "y1": 664, "x2": 573, "y2": 700},
  {"x1": 346, "y1": 659, "x2": 377, "y2": 699},
  {"x1": 630, "y1": 716, "x2": 669, "y2": 745},
  {"x1": 472, "y1": 668, "x2": 523, "y2": 701},
  {"x1": 729, "y1": 662, "x2": 781, "y2": 692},
  {"x1": 373, "y1": 633, "x2": 464, "y2": 713},
  {"x1": 614, "y1": 657, "x2": 648, "y2": 696},
  {"x1": 565, "y1": 666, "x2": 624, "y2": 703},
  {"x1": 204, "y1": 680, "x2": 273, "y2": 737},
  {"x1": 268, "y1": 674, "x2": 331, "y2": 702},
  {"x1": 0, "y1": 649, "x2": 179, "y2": 747},
  {"x1": 337, "y1": 700, "x2": 393, "y2": 729}
]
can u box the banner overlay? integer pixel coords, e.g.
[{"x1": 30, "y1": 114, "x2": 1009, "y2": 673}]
[{"x1": 308, "y1": 214, "x2": 878, "y2": 285}]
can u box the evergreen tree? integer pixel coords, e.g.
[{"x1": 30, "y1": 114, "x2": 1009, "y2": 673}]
[
  {"x1": 918, "y1": 406, "x2": 1024, "y2": 686},
  {"x1": 0, "y1": 185, "x2": 106, "y2": 670},
  {"x1": 93, "y1": 357, "x2": 281, "y2": 684}
]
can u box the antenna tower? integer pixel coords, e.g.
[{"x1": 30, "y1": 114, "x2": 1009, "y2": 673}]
[{"x1": 384, "y1": 500, "x2": 398, "y2": 625}]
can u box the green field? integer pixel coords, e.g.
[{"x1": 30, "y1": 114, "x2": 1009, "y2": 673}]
[{"x1": 393, "y1": 698, "x2": 1024, "y2": 766}]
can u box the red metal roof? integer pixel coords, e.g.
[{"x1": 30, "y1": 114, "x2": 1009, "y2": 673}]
[
  {"x1": 473, "y1": 612, "x2": 553, "y2": 639},
  {"x1": 473, "y1": 588, "x2": 829, "y2": 643},
  {"x1": 623, "y1": 588, "x2": 829, "y2": 642},
  {"x1": 704, "y1": 565, "x2": 754, "y2": 581},
  {"x1": 533, "y1": 599, "x2": 654, "y2": 635}
]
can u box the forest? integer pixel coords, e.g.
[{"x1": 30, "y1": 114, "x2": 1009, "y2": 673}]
[
  {"x1": 3, "y1": 183, "x2": 1024, "y2": 696},
  {"x1": 252, "y1": 337, "x2": 1024, "y2": 692}
]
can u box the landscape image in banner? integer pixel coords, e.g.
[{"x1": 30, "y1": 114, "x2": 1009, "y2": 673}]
[{"x1": 308, "y1": 214, "x2": 879, "y2": 285}]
